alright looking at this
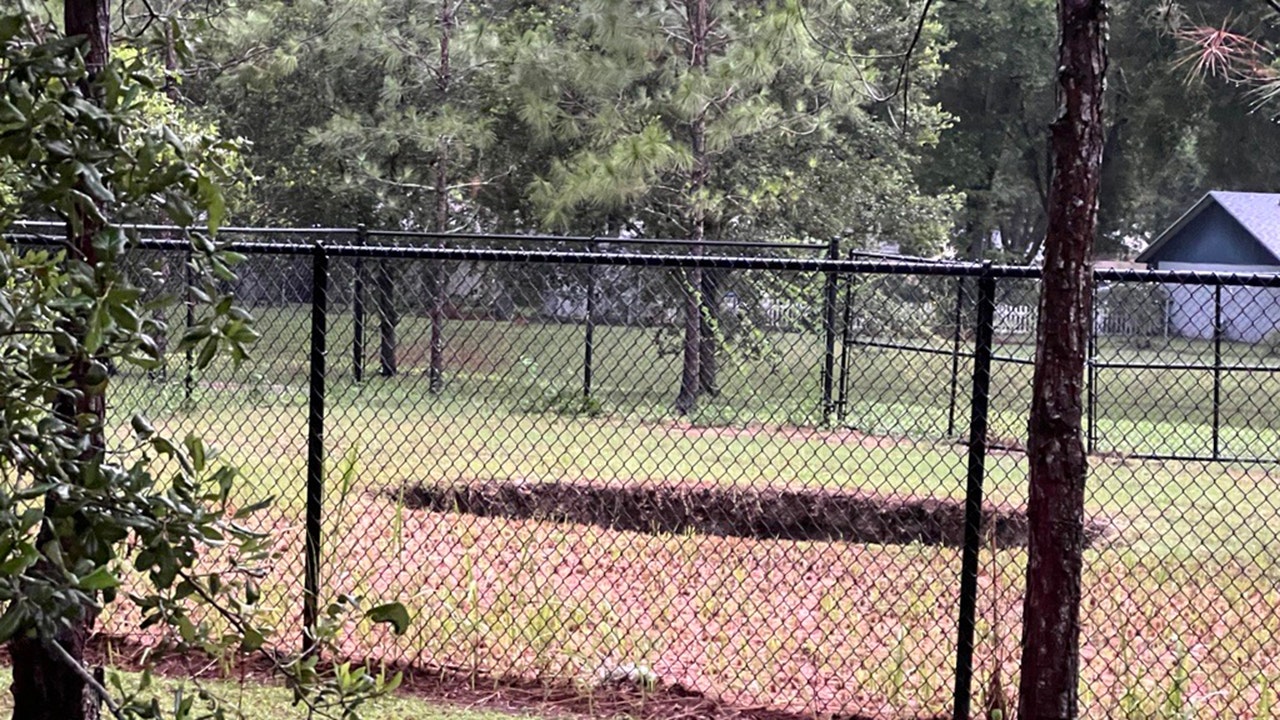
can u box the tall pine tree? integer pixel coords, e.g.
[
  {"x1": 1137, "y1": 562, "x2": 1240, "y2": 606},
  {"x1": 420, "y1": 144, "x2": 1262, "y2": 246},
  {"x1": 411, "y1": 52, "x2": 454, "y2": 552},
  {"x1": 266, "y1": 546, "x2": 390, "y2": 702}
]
[
  {"x1": 515, "y1": 0, "x2": 953, "y2": 413},
  {"x1": 303, "y1": 0, "x2": 501, "y2": 388}
]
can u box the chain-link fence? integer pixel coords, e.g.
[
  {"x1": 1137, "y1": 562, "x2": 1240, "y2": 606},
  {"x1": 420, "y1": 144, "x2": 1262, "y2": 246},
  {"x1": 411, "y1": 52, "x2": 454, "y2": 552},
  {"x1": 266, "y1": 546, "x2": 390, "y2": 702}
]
[{"x1": 11, "y1": 223, "x2": 1280, "y2": 719}]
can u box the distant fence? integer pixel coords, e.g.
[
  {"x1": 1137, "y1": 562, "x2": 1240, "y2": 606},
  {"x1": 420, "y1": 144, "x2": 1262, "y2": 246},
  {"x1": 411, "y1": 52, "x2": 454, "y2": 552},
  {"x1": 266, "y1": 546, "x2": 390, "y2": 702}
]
[
  {"x1": 995, "y1": 303, "x2": 1035, "y2": 336},
  {"x1": 996, "y1": 291, "x2": 1170, "y2": 339},
  {"x1": 7, "y1": 222, "x2": 1280, "y2": 720}
]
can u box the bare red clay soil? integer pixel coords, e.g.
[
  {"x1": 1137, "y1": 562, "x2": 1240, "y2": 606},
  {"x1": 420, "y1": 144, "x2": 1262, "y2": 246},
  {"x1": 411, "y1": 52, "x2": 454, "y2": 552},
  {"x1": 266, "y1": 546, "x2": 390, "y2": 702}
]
[{"x1": 56, "y1": 636, "x2": 938, "y2": 720}]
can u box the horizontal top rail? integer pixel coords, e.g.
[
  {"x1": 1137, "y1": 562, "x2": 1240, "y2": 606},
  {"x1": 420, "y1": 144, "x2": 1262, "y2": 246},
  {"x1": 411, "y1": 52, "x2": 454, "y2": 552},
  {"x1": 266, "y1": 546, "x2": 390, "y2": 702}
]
[
  {"x1": 1091, "y1": 360, "x2": 1280, "y2": 372},
  {"x1": 11, "y1": 219, "x2": 358, "y2": 236},
  {"x1": 1089, "y1": 267, "x2": 1280, "y2": 285},
  {"x1": 845, "y1": 337, "x2": 1033, "y2": 365},
  {"x1": 363, "y1": 228, "x2": 827, "y2": 251},
  {"x1": 11, "y1": 225, "x2": 1280, "y2": 286},
  {"x1": 10, "y1": 220, "x2": 825, "y2": 251},
  {"x1": 4, "y1": 232, "x2": 989, "y2": 275},
  {"x1": 848, "y1": 249, "x2": 961, "y2": 265}
]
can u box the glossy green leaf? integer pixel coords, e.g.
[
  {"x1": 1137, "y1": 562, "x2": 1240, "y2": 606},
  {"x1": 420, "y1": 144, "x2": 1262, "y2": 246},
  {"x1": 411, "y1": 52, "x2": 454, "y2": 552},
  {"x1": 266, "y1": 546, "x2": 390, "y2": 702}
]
[
  {"x1": 78, "y1": 566, "x2": 121, "y2": 591},
  {"x1": 366, "y1": 602, "x2": 411, "y2": 635}
]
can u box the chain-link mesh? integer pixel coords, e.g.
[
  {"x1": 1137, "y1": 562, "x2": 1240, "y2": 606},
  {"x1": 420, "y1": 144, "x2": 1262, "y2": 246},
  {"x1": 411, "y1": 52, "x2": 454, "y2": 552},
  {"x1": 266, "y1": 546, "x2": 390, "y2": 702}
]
[
  {"x1": 975, "y1": 272, "x2": 1280, "y2": 718},
  {"x1": 312, "y1": 252, "x2": 970, "y2": 716},
  {"x1": 73, "y1": 231, "x2": 1280, "y2": 719},
  {"x1": 103, "y1": 230, "x2": 346, "y2": 651}
]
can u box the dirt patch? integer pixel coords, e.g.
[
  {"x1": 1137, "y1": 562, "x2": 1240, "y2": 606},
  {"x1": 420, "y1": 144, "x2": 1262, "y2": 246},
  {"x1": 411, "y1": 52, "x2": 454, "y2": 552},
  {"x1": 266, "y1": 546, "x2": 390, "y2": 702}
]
[
  {"x1": 35, "y1": 636, "x2": 931, "y2": 720},
  {"x1": 394, "y1": 479, "x2": 1113, "y2": 549},
  {"x1": 82, "y1": 499, "x2": 1265, "y2": 718}
]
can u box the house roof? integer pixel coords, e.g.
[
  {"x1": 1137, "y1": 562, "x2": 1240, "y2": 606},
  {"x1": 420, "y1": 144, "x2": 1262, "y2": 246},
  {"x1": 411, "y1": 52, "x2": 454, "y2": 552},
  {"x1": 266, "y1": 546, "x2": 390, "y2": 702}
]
[{"x1": 1136, "y1": 191, "x2": 1280, "y2": 264}]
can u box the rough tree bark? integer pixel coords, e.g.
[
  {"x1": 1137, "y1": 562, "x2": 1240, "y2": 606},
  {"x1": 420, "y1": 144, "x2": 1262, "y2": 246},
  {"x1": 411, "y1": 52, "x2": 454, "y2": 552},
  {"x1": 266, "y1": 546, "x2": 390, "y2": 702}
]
[
  {"x1": 8, "y1": 1, "x2": 111, "y2": 718},
  {"x1": 379, "y1": 151, "x2": 401, "y2": 378},
  {"x1": 674, "y1": 0, "x2": 708, "y2": 416},
  {"x1": 427, "y1": 0, "x2": 453, "y2": 395},
  {"x1": 1017, "y1": 0, "x2": 1108, "y2": 718},
  {"x1": 698, "y1": 268, "x2": 721, "y2": 397},
  {"x1": 378, "y1": 261, "x2": 399, "y2": 377}
]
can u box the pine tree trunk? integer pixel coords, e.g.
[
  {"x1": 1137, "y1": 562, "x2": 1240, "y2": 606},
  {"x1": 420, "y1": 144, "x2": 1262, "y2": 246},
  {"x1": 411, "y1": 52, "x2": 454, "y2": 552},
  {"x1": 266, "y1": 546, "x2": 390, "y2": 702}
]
[
  {"x1": 8, "y1": 3, "x2": 111, "y2": 717},
  {"x1": 378, "y1": 262, "x2": 398, "y2": 377},
  {"x1": 698, "y1": 268, "x2": 720, "y2": 397},
  {"x1": 428, "y1": 0, "x2": 453, "y2": 395},
  {"x1": 66, "y1": 0, "x2": 108, "y2": 78},
  {"x1": 150, "y1": 24, "x2": 179, "y2": 379},
  {"x1": 1017, "y1": 1, "x2": 1108, "y2": 717},
  {"x1": 675, "y1": 0, "x2": 709, "y2": 416},
  {"x1": 428, "y1": 147, "x2": 447, "y2": 394},
  {"x1": 675, "y1": 262, "x2": 702, "y2": 415}
]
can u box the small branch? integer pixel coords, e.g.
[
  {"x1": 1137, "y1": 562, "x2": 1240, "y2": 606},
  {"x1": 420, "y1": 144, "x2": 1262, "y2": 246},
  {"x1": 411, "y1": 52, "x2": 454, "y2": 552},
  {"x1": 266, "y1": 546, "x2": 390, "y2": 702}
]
[
  {"x1": 50, "y1": 639, "x2": 125, "y2": 720},
  {"x1": 359, "y1": 167, "x2": 514, "y2": 193},
  {"x1": 890, "y1": 0, "x2": 938, "y2": 124},
  {"x1": 0, "y1": 329, "x2": 62, "y2": 339},
  {"x1": 134, "y1": 0, "x2": 160, "y2": 37},
  {"x1": 796, "y1": 5, "x2": 910, "y2": 61}
]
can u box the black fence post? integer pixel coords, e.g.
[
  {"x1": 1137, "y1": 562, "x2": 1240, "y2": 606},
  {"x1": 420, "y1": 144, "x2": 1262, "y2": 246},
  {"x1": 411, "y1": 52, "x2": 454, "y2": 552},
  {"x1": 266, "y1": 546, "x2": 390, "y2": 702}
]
[
  {"x1": 835, "y1": 249, "x2": 857, "y2": 425},
  {"x1": 584, "y1": 238, "x2": 597, "y2": 399},
  {"x1": 378, "y1": 256, "x2": 397, "y2": 377},
  {"x1": 1213, "y1": 282, "x2": 1223, "y2": 460},
  {"x1": 821, "y1": 237, "x2": 840, "y2": 425},
  {"x1": 303, "y1": 241, "x2": 328, "y2": 657},
  {"x1": 947, "y1": 276, "x2": 965, "y2": 437},
  {"x1": 953, "y1": 263, "x2": 996, "y2": 720},
  {"x1": 1086, "y1": 277, "x2": 1098, "y2": 454},
  {"x1": 183, "y1": 246, "x2": 195, "y2": 404},
  {"x1": 352, "y1": 224, "x2": 366, "y2": 382},
  {"x1": 427, "y1": 245, "x2": 446, "y2": 394}
]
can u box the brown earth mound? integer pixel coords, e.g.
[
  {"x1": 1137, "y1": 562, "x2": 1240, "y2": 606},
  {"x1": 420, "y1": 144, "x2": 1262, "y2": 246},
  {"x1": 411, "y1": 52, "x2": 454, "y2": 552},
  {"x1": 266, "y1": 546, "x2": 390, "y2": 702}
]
[{"x1": 395, "y1": 480, "x2": 1112, "y2": 549}]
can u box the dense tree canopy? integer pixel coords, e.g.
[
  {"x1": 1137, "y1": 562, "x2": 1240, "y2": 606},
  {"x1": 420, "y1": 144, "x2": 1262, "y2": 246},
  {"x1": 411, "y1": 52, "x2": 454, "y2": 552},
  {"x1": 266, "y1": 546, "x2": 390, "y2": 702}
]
[
  {"x1": 922, "y1": 0, "x2": 1280, "y2": 261},
  {"x1": 182, "y1": 0, "x2": 957, "y2": 248},
  {"x1": 154, "y1": 0, "x2": 1279, "y2": 260}
]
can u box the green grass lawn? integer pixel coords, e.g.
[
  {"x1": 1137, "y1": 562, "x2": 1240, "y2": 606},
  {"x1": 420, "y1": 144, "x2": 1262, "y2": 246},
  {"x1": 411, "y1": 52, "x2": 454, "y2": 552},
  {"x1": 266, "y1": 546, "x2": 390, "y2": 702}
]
[
  {"x1": 94, "y1": 306, "x2": 1280, "y2": 718},
  {"x1": 129, "y1": 305, "x2": 1280, "y2": 456},
  {"x1": 0, "y1": 667, "x2": 536, "y2": 720}
]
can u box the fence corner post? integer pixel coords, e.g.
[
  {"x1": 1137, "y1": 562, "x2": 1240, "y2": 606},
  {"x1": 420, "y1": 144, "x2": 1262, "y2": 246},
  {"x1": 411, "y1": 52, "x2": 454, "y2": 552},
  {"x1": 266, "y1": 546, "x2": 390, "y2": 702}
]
[
  {"x1": 1086, "y1": 272, "x2": 1097, "y2": 454},
  {"x1": 1212, "y1": 282, "x2": 1223, "y2": 461},
  {"x1": 820, "y1": 236, "x2": 840, "y2": 426},
  {"x1": 947, "y1": 275, "x2": 965, "y2": 437},
  {"x1": 584, "y1": 237, "x2": 598, "y2": 400},
  {"x1": 834, "y1": 247, "x2": 857, "y2": 425},
  {"x1": 953, "y1": 261, "x2": 996, "y2": 720},
  {"x1": 353, "y1": 224, "x2": 367, "y2": 382},
  {"x1": 183, "y1": 244, "x2": 196, "y2": 404},
  {"x1": 303, "y1": 239, "x2": 329, "y2": 657}
]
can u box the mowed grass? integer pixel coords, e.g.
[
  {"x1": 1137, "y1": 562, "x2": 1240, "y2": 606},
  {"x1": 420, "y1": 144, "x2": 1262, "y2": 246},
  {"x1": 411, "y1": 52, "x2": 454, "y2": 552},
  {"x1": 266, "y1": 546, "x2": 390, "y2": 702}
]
[
  {"x1": 132, "y1": 304, "x2": 1280, "y2": 456},
  {"x1": 98, "y1": 306, "x2": 1280, "y2": 718}
]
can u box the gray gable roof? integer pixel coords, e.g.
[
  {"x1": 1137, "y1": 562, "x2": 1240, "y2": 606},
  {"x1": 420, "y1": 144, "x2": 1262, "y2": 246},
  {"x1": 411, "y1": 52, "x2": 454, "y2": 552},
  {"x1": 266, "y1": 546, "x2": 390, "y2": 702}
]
[{"x1": 1137, "y1": 191, "x2": 1280, "y2": 264}]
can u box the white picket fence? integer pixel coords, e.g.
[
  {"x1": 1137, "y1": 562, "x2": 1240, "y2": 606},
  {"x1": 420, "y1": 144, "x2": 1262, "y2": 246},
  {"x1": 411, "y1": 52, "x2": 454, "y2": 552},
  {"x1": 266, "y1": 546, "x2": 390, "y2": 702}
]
[
  {"x1": 762, "y1": 303, "x2": 810, "y2": 328},
  {"x1": 995, "y1": 304, "x2": 1036, "y2": 335},
  {"x1": 993, "y1": 303, "x2": 1164, "y2": 337},
  {"x1": 755, "y1": 299, "x2": 1164, "y2": 337}
]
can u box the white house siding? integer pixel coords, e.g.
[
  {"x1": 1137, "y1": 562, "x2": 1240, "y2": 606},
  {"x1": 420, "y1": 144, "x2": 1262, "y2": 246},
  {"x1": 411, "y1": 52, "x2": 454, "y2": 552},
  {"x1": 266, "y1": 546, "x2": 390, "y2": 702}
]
[{"x1": 1160, "y1": 262, "x2": 1280, "y2": 343}]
